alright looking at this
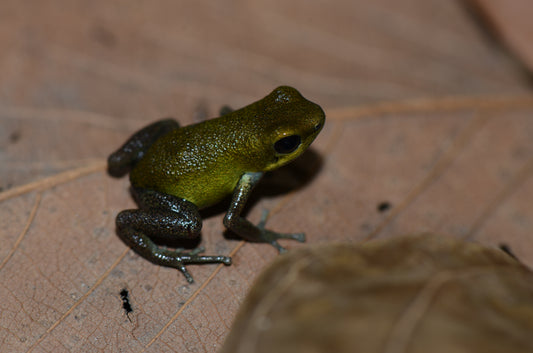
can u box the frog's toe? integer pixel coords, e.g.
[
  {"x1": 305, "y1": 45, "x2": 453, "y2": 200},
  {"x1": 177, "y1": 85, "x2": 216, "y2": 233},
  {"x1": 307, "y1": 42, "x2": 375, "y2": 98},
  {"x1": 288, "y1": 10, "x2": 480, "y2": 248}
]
[
  {"x1": 261, "y1": 230, "x2": 307, "y2": 253},
  {"x1": 271, "y1": 231, "x2": 306, "y2": 243},
  {"x1": 267, "y1": 236, "x2": 304, "y2": 253},
  {"x1": 181, "y1": 247, "x2": 231, "y2": 264},
  {"x1": 269, "y1": 240, "x2": 287, "y2": 253},
  {"x1": 256, "y1": 210, "x2": 306, "y2": 243},
  {"x1": 220, "y1": 256, "x2": 232, "y2": 265},
  {"x1": 172, "y1": 248, "x2": 232, "y2": 283},
  {"x1": 277, "y1": 245, "x2": 288, "y2": 254},
  {"x1": 257, "y1": 209, "x2": 270, "y2": 229},
  {"x1": 176, "y1": 263, "x2": 194, "y2": 284},
  {"x1": 280, "y1": 232, "x2": 306, "y2": 243}
]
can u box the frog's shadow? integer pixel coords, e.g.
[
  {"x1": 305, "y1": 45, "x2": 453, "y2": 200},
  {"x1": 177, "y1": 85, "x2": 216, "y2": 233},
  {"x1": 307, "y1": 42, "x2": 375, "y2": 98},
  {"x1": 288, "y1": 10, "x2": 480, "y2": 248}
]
[
  {"x1": 122, "y1": 148, "x2": 323, "y2": 249},
  {"x1": 202, "y1": 148, "x2": 324, "y2": 241}
]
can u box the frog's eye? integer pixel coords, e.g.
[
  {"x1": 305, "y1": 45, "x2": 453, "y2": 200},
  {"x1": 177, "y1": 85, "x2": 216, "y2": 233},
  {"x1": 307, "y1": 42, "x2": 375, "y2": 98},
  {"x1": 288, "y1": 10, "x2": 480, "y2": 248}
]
[{"x1": 274, "y1": 135, "x2": 301, "y2": 154}]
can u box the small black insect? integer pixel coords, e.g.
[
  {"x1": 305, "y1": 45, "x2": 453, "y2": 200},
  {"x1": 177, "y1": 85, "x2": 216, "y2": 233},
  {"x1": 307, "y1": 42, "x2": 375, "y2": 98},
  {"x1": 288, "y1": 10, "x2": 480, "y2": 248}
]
[
  {"x1": 377, "y1": 201, "x2": 392, "y2": 213},
  {"x1": 120, "y1": 288, "x2": 133, "y2": 322}
]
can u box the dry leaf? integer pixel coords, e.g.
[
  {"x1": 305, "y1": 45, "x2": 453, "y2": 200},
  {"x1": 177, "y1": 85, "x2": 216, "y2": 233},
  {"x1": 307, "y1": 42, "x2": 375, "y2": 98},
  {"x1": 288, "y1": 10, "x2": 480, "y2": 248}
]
[
  {"x1": 466, "y1": 0, "x2": 533, "y2": 73},
  {"x1": 3, "y1": 94, "x2": 533, "y2": 353},
  {"x1": 2, "y1": 0, "x2": 531, "y2": 189},
  {"x1": 221, "y1": 234, "x2": 533, "y2": 353},
  {"x1": 1, "y1": 1, "x2": 533, "y2": 352}
]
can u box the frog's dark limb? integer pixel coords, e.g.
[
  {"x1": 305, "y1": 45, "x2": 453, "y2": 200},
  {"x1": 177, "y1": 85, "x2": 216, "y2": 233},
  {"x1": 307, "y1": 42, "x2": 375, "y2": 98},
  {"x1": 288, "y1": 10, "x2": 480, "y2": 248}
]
[
  {"x1": 116, "y1": 187, "x2": 232, "y2": 283},
  {"x1": 108, "y1": 119, "x2": 180, "y2": 177},
  {"x1": 223, "y1": 172, "x2": 306, "y2": 253}
]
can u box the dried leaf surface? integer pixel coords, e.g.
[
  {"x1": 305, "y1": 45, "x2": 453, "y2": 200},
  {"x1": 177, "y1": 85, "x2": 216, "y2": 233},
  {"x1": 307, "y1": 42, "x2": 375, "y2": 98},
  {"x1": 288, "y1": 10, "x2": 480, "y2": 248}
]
[
  {"x1": 220, "y1": 234, "x2": 533, "y2": 353},
  {"x1": 1, "y1": 0, "x2": 531, "y2": 189},
  {"x1": 1, "y1": 1, "x2": 533, "y2": 352},
  {"x1": 467, "y1": 0, "x2": 533, "y2": 72}
]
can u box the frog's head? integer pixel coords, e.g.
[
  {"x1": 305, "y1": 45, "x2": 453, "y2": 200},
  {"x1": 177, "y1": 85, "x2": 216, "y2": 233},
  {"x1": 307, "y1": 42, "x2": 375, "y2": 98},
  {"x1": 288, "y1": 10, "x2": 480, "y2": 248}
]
[{"x1": 255, "y1": 86, "x2": 325, "y2": 171}]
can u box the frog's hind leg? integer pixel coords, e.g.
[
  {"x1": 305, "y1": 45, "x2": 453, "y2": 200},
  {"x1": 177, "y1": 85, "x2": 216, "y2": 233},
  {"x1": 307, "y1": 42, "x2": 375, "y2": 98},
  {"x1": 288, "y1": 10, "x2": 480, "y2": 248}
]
[
  {"x1": 107, "y1": 118, "x2": 179, "y2": 177},
  {"x1": 116, "y1": 188, "x2": 232, "y2": 283}
]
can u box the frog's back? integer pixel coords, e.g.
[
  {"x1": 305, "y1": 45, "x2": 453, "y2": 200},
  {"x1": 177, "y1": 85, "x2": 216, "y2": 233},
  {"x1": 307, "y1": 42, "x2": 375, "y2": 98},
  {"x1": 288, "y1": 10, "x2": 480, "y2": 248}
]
[
  {"x1": 129, "y1": 85, "x2": 325, "y2": 209},
  {"x1": 129, "y1": 115, "x2": 260, "y2": 208}
]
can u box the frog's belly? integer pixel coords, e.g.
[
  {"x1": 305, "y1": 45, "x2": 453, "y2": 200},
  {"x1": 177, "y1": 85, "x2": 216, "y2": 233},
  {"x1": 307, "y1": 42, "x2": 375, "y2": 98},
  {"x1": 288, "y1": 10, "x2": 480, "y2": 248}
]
[
  {"x1": 164, "y1": 172, "x2": 239, "y2": 209},
  {"x1": 131, "y1": 165, "x2": 241, "y2": 209}
]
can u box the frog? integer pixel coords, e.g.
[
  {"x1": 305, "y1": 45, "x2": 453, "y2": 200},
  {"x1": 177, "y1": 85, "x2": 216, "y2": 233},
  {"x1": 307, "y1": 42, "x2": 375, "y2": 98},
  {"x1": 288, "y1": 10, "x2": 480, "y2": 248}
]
[{"x1": 108, "y1": 86, "x2": 325, "y2": 283}]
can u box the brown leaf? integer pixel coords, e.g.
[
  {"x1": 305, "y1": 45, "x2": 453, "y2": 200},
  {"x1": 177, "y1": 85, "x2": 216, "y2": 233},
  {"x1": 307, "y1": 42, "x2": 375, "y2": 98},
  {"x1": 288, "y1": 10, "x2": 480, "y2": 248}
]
[
  {"x1": 2, "y1": 0, "x2": 532, "y2": 190},
  {"x1": 220, "y1": 234, "x2": 533, "y2": 353},
  {"x1": 1, "y1": 1, "x2": 533, "y2": 352}
]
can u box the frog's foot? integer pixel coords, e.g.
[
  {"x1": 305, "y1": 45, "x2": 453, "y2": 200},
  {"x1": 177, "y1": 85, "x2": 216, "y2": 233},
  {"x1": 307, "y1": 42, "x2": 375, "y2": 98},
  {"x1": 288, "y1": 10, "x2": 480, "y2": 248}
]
[
  {"x1": 256, "y1": 209, "x2": 306, "y2": 253},
  {"x1": 154, "y1": 246, "x2": 232, "y2": 284},
  {"x1": 117, "y1": 205, "x2": 232, "y2": 284},
  {"x1": 126, "y1": 242, "x2": 231, "y2": 283}
]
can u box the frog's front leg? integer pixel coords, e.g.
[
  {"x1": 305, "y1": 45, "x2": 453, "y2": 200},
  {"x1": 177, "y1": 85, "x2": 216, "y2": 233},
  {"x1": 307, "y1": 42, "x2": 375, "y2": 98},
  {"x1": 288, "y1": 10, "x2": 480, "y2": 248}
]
[
  {"x1": 116, "y1": 187, "x2": 231, "y2": 283},
  {"x1": 223, "y1": 172, "x2": 306, "y2": 253},
  {"x1": 108, "y1": 119, "x2": 180, "y2": 177}
]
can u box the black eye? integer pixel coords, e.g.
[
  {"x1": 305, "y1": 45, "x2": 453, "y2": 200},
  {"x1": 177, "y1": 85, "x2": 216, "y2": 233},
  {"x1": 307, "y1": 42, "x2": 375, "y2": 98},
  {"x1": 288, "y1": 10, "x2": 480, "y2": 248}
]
[
  {"x1": 314, "y1": 122, "x2": 322, "y2": 132},
  {"x1": 274, "y1": 135, "x2": 301, "y2": 154}
]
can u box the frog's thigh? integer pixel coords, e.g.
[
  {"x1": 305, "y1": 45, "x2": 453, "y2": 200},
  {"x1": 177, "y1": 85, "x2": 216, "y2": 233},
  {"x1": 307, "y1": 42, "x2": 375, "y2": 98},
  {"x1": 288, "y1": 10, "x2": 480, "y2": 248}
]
[
  {"x1": 108, "y1": 119, "x2": 179, "y2": 177},
  {"x1": 115, "y1": 207, "x2": 202, "y2": 283},
  {"x1": 122, "y1": 187, "x2": 202, "y2": 241},
  {"x1": 116, "y1": 189, "x2": 232, "y2": 283},
  {"x1": 115, "y1": 205, "x2": 202, "y2": 270},
  {"x1": 116, "y1": 207, "x2": 201, "y2": 242},
  {"x1": 132, "y1": 188, "x2": 201, "y2": 219}
]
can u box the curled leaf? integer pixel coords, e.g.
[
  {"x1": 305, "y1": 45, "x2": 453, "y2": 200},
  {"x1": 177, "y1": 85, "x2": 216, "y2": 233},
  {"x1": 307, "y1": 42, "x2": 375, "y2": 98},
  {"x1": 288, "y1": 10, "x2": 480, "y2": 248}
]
[{"x1": 221, "y1": 234, "x2": 533, "y2": 353}]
